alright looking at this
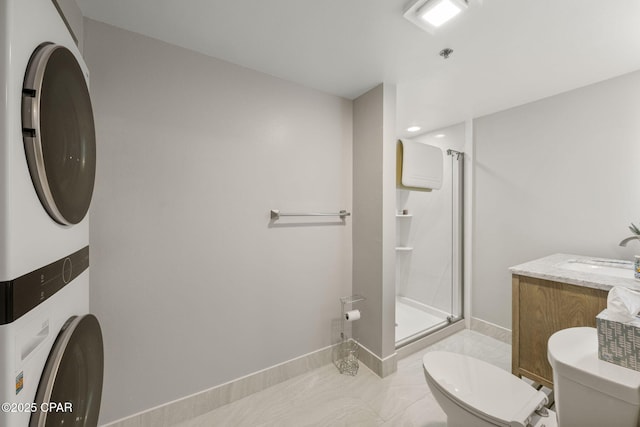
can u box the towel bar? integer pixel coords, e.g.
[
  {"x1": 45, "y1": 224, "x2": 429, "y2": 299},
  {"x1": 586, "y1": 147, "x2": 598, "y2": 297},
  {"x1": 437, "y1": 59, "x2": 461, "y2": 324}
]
[{"x1": 270, "y1": 209, "x2": 351, "y2": 220}]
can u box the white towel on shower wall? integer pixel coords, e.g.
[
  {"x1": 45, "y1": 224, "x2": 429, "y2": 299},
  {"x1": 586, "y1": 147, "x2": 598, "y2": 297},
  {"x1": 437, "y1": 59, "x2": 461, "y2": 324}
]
[{"x1": 400, "y1": 140, "x2": 443, "y2": 190}]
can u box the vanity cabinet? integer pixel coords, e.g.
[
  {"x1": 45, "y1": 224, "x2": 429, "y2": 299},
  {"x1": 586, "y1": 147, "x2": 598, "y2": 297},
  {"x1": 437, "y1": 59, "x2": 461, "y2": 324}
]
[{"x1": 511, "y1": 275, "x2": 607, "y2": 388}]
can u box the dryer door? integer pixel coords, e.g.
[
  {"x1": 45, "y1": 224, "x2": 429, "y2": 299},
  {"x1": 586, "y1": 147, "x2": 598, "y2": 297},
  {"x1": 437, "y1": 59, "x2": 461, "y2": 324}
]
[
  {"x1": 22, "y1": 43, "x2": 96, "y2": 226},
  {"x1": 30, "y1": 314, "x2": 104, "y2": 427}
]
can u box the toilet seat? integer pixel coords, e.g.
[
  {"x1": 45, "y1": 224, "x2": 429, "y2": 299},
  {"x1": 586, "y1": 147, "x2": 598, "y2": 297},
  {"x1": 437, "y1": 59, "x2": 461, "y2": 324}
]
[{"x1": 423, "y1": 351, "x2": 549, "y2": 427}]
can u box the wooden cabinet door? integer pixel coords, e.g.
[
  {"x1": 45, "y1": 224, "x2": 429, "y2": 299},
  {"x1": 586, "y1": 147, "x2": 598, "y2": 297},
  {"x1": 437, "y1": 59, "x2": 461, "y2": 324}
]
[{"x1": 512, "y1": 275, "x2": 607, "y2": 387}]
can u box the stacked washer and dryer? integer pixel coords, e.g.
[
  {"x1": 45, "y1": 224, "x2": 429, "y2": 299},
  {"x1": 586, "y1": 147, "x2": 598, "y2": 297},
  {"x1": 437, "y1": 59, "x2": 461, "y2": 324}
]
[{"x1": 0, "y1": 0, "x2": 104, "y2": 426}]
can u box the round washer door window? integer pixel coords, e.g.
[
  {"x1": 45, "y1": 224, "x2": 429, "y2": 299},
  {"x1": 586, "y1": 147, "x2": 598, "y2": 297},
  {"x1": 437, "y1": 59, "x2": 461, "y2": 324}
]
[
  {"x1": 22, "y1": 43, "x2": 96, "y2": 226},
  {"x1": 30, "y1": 314, "x2": 104, "y2": 427}
]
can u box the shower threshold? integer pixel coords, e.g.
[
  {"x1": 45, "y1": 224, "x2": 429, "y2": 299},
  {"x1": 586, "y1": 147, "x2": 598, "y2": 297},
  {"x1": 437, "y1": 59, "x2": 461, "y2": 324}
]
[{"x1": 395, "y1": 296, "x2": 459, "y2": 348}]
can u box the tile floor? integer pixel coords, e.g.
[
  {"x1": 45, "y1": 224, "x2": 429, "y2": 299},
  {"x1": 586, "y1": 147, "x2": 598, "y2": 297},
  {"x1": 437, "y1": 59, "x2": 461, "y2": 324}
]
[{"x1": 175, "y1": 330, "x2": 511, "y2": 427}]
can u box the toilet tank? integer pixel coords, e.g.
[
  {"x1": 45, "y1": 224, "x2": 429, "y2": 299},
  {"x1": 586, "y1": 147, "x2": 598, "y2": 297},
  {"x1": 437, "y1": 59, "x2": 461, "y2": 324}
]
[{"x1": 548, "y1": 327, "x2": 640, "y2": 427}]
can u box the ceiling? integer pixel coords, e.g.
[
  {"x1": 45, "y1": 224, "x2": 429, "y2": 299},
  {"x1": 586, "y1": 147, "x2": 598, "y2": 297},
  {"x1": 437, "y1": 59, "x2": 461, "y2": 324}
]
[{"x1": 76, "y1": 0, "x2": 640, "y2": 136}]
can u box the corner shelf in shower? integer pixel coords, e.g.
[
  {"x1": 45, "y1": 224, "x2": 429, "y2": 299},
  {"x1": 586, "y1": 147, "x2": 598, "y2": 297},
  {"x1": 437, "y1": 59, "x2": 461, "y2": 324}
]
[
  {"x1": 395, "y1": 214, "x2": 413, "y2": 218},
  {"x1": 395, "y1": 246, "x2": 413, "y2": 252}
]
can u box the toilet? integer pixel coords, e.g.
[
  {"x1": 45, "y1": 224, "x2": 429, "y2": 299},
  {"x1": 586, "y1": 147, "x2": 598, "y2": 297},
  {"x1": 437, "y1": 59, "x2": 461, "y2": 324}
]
[
  {"x1": 423, "y1": 327, "x2": 640, "y2": 427},
  {"x1": 548, "y1": 327, "x2": 640, "y2": 426},
  {"x1": 423, "y1": 351, "x2": 553, "y2": 427}
]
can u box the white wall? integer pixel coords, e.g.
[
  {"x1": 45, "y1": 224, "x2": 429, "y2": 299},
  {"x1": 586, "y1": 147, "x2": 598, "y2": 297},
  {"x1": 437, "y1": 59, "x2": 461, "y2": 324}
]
[
  {"x1": 352, "y1": 84, "x2": 397, "y2": 362},
  {"x1": 83, "y1": 19, "x2": 352, "y2": 424},
  {"x1": 473, "y1": 70, "x2": 640, "y2": 329},
  {"x1": 396, "y1": 124, "x2": 465, "y2": 314}
]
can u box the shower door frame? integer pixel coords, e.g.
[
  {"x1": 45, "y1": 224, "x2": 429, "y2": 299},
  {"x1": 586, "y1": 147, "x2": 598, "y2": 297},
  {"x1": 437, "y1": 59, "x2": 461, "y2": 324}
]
[{"x1": 395, "y1": 149, "x2": 465, "y2": 348}]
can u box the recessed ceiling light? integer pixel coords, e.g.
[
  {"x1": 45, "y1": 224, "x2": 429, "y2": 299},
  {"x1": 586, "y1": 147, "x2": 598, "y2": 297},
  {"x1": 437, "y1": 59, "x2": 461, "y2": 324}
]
[
  {"x1": 420, "y1": 0, "x2": 465, "y2": 27},
  {"x1": 434, "y1": 133, "x2": 446, "y2": 138},
  {"x1": 407, "y1": 126, "x2": 422, "y2": 132},
  {"x1": 403, "y1": 0, "x2": 469, "y2": 34}
]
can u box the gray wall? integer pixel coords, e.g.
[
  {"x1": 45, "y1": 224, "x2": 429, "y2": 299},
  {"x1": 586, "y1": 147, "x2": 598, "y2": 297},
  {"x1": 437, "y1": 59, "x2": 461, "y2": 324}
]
[
  {"x1": 352, "y1": 84, "x2": 396, "y2": 360},
  {"x1": 83, "y1": 19, "x2": 353, "y2": 424},
  {"x1": 473, "y1": 70, "x2": 640, "y2": 329}
]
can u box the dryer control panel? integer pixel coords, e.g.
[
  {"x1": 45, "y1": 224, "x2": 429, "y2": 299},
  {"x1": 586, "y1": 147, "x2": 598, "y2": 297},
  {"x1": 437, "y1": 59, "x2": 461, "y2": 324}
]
[{"x1": 0, "y1": 246, "x2": 89, "y2": 325}]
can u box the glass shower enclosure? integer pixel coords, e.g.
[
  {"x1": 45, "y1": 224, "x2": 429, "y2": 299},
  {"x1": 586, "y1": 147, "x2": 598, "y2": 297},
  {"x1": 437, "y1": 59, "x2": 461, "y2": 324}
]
[{"x1": 395, "y1": 125, "x2": 464, "y2": 347}]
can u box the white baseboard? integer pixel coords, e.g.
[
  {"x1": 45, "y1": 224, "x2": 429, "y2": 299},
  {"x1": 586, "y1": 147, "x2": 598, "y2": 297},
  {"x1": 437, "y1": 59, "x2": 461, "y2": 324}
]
[
  {"x1": 355, "y1": 341, "x2": 397, "y2": 378},
  {"x1": 470, "y1": 317, "x2": 512, "y2": 344}
]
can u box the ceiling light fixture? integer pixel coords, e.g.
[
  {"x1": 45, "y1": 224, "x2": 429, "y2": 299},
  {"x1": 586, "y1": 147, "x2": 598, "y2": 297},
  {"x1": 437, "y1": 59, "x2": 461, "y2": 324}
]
[
  {"x1": 404, "y1": 0, "x2": 468, "y2": 34},
  {"x1": 407, "y1": 126, "x2": 422, "y2": 132}
]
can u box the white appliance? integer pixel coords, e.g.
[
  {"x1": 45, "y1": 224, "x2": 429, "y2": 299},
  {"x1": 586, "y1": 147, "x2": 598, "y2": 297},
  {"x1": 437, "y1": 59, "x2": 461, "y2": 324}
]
[
  {"x1": 0, "y1": 0, "x2": 95, "y2": 281},
  {"x1": 0, "y1": 265, "x2": 103, "y2": 427},
  {"x1": 0, "y1": 0, "x2": 103, "y2": 426}
]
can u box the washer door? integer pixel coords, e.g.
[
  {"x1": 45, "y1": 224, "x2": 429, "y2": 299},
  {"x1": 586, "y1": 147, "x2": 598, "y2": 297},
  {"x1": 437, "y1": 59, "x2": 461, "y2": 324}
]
[
  {"x1": 22, "y1": 43, "x2": 96, "y2": 226},
  {"x1": 30, "y1": 314, "x2": 104, "y2": 427}
]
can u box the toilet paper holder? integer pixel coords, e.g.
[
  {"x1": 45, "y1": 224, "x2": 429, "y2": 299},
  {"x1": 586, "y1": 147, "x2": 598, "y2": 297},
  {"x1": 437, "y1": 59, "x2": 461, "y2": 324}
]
[
  {"x1": 340, "y1": 294, "x2": 365, "y2": 340},
  {"x1": 334, "y1": 295, "x2": 365, "y2": 376}
]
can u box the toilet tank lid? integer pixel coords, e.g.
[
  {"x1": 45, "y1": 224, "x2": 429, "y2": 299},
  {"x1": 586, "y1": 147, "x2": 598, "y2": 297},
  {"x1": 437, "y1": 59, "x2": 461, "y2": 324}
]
[{"x1": 548, "y1": 327, "x2": 640, "y2": 405}]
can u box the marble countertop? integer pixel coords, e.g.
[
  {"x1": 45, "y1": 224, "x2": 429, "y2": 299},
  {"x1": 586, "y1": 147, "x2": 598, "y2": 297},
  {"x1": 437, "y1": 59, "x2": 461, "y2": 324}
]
[{"x1": 510, "y1": 253, "x2": 640, "y2": 292}]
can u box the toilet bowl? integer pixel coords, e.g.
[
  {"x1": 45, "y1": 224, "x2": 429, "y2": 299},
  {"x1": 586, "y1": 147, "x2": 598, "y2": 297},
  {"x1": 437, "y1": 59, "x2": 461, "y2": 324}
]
[
  {"x1": 423, "y1": 327, "x2": 640, "y2": 427},
  {"x1": 423, "y1": 351, "x2": 554, "y2": 427}
]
